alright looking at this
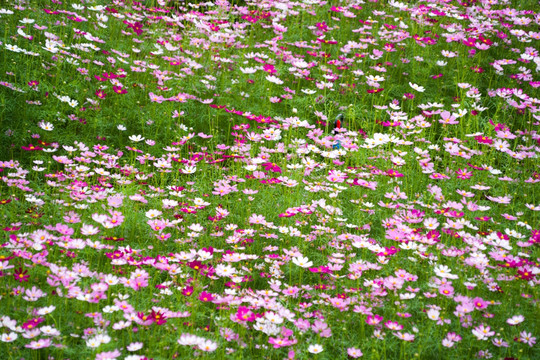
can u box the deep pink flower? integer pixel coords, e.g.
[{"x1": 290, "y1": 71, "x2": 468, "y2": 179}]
[
  {"x1": 95, "y1": 89, "x2": 107, "y2": 99},
  {"x1": 182, "y1": 286, "x2": 194, "y2": 297},
  {"x1": 14, "y1": 267, "x2": 29, "y2": 282},
  {"x1": 149, "y1": 310, "x2": 167, "y2": 325},
  {"x1": 22, "y1": 317, "x2": 44, "y2": 330},
  {"x1": 472, "y1": 297, "x2": 488, "y2": 310},
  {"x1": 236, "y1": 306, "x2": 256, "y2": 322},
  {"x1": 198, "y1": 291, "x2": 214, "y2": 302},
  {"x1": 386, "y1": 169, "x2": 403, "y2": 177},
  {"x1": 366, "y1": 314, "x2": 383, "y2": 325},
  {"x1": 125, "y1": 21, "x2": 143, "y2": 36},
  {"x1": 262, "y1": 162, "x2": 282, "y2": 174},
  {"x1": 21, "y1": 144, "x2": 43, "y2": 151},
  {"x1": 455, "y1": 169, "x2": 473, "y2": 179},
  {"x1": 113, "y1": 86, "x2": 127, "y2": 94}
]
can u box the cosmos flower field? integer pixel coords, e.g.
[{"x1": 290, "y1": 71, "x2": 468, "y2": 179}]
[{"x1": 0, "y1": 0, "x2": 539, "y2": 359}]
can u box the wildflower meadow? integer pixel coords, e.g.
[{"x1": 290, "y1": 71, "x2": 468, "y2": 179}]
[{"x1": 1, "y1": 0, "x2": 539, "y2": 359}]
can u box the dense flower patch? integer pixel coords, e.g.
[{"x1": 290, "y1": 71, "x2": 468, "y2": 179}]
[{"x1": 0, "y1": 0, "x2": 539, "y2": 359}]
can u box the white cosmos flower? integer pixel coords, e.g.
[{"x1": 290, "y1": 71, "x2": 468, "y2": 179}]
[
  {"x1": 265, "y1": 312, "x2": 284, "y2": 324},
  {"x1": 291, "y1": 59, "x2": 308, "y2": 68},
  {"x1": 124, "y1": 355, "x2": 143, "y2": 360},
  {"x1": 178, "y1": 333, "x2": 204, "y2": 346},
  {"x1": 85, "y1": 337, "x2": 101, "y2": 348},
  {"x1": 38, "y1": 121, "x2": 54, "y2": 131},
  {"x1": 42, "y1": 41, "x2": 57, "y2": 52},
  {"x1": 129, "y1": 134, "x2": 145, "y2": 142},
  {"x1": 266, "y1": 75, "x2": 284, "y2": 85},
  {"x1": 145, "y1": 209, "x2": 162, "y2": 219},
  {"x1": 88, "y1": 5, "x2": 106, "y2": 11},
  {"x1": 453, "y1": 108, "x2": 468, "y2": 118},
  {"x1": 427, "y1": 309, "x2": 440, "y2": 321},
  {"x1": 182, "y1": 166, "x2": 196, "y2": 174},
  {"x1": 292, "y1": 256, "x2": 313, "y2": 268},
  {"x1": 17, "y1": 28, "x2": 31, "y2": 38},
  {"x1": 5, "y1": 44, "x2": 22, "y2": 52},
  {"x1": 117, "y1": 125, "x2": 127, "y2": 131},
  {"x1": 240, "y1": 67, "x2": 257, "y2": 74},
  {"x1": 188, "y1": 223, "x2": 204, "y2": 232},
  {"x1": 215, "y1": 264, "x2": 236, "y2": 277},
  {"x1": 1, "y1": 332, "x2": 18, "y2": 342},
  {"x1": 434, "y1": 264, "x2": 458, "y2": 279},
  {"x1": 409, "y1": 82, "x2": 425, "y2": 92},
  {"x1": 372, "y1": 133, "x2": 391, "y2": 145},
  {"x1": 308, "y1": 344, "x2": 324, "y2": 354},
  {"x1": 506, "y1": 315, "x2": 524, "y2": 325},
  {"x1": 162, "y1": 199, "x2": 178, "y2": 209},
  {"x1": 126, "y1": 342, "x2": 144, "y2": 351},
  {"x1": 367, "y1": 75, "x2": 385, "y2": 82},
  {"x1": 198, "y1": 339, "x2": 218, "y2": 352},
  {"x1": 37, "y1": 305, "x2": 56, "y2": 315}
]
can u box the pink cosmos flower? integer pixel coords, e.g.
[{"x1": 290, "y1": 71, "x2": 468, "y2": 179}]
[
  {"x1": 439, "y1": 111, "x2": 458, "y2": 125},
  {"x1": 472, "y1": 297, "x2": 488, "y2": 310},
  {"x1": 519, "y1": 331, "x2": 536, "y2": 347},
  {"x1": 347, "y1": 348, "x2": 363, "y2": 358},
  {"x1": 25, "y1": 338, "x2": 51, "y2": 349},
  {"x1": 492, "y1": 338, "x2": 509, "y2": 347},
  {"x1": 248, "y1": 213, "x2": 266, "y2": 225},
  {"x1": 394, "y1": 332, "x2": 415, "y2": 342},
  {"x1": 472, "y1": 324, "x2": 494, "y2": 340},
  {"x1": 442, "y1": 339, "x2": 454, "y2": 348},
  {"x1": 384, "y1": 321, "x2": 403, "y2": 330},
  {"x1": 198, "y1": 291, "x2": 214, "y2": 302},
  {"x1": 493, "y1": 139, "x2": 510, "y2": 152},
  {"x1": 95, "y1": 349, "x2": 122, "y2": 360},
  {"x1": 455, "y1": 168, "x2": 473, "y2": 179},
  {"x1": 366, "y1": 314, "x2": 383, "y2": 325},
  {"x1": 269, "y1": 337, "x2": 293, "y2": 348}
]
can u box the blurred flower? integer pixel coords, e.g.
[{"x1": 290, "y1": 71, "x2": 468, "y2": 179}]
[
  {"x1": 506, "y1": 315, "x2": 524, "y2": 325},
  {"x1": 129, "y1": 135, "x2": 145, "y2": 142},
  {"x1": 266, "y1": 75, "x2": 283, "y2": 85},
  {"x1": 307, "y1": 344, "x2": 323, "y2": 354},
  {"x1": 409, "y1": 82, "x2": 425, "y2": 92},
  {"x1": 347, "y1": 348, "x2": 363, "y2": 358},
  {"x1": 198, "y1": 339, "x2": 218, "y2": 352},
  {"x1": 519, "y1": 331, "x2": 536, "y2": 347},
  {"x1": 95, "y1": 90, "x2": 107, "y2": 99}
]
